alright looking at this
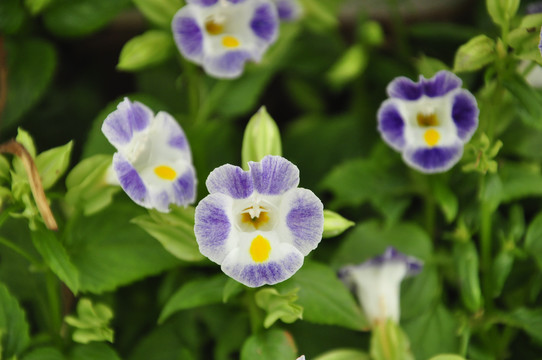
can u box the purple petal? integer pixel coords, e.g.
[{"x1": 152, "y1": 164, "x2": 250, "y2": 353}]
[
  {"x1": 187, "y1": 0, "x2": 218, "y2": 5},
  {"x1": 365, "y1": 247, "x2": 423, "y2": 276},
  {"x1": 404, "y1": 144, "x2": 463, "y2": 173},
  {"x1": 421, "y1": 70, "x2": 462, "y2": 97},
  {"x1": 250, "y1": 3, "x2": 278, "y2": 42},
  {"x1": 203, "y1": 50, "x2": 252, "y2": 79},
  {"x1": 113, "y1": 153, "x2": 149, "y2": 207},
  {"x1": 228, "y1": 0, "x2": 246, "y2": 3},
  {"x1": 452, "y1": 90, "x2": 479, "y2": 141},
  {"x1": 206, "y1": 164, "x2": 253, "y2": 199},
  {"x1": 173, "y1": 165, "x2": 197, "y2": 206},
  {"x1": 387, "y1": 77, "x2": 423, "y2": 100},
  {"x1": 377, "y1": 99, "x2": 406, "y2": 151},
  {"x1": 283, "y1": 188, "x2": 324, "y2": 256},
  {"x1": 276, "y1": 0, "x2": 299, "y2": 20},
  {"x1": 249, "y1": 155, "x2": 300, "y2": 196},
  {"x1": 224, "y1": 251, "x2": 303, "y2": 287},
  {"x1": 194, "y1": 193, "x2": 234, "y2": 263},
  {"x1": 527, "y1": 2, "x2": 542, "y2": 14},
  {"x1": 155, "y1": 111, "x2": 190, "y2": 153},
  {"x1": 102, "y1": 99, "x2": 152, "y2": 147},
  {"x1": 172, "y1": 9, "x2": 203, "y2": 62}
]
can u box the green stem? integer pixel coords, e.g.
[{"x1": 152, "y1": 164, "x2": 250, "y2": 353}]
[
  {"x1": 0, "y1": 235, "x2": 41, "y2": 266},
  {"x1": 45, "y1": 270, "x2": 62, "y2": 336},
  {"x1": 479, "y1": 175, "x2": 493, "y2": 311},
  {"x1": 245, "y1": 289, "x2": 264, "y2": 334}
]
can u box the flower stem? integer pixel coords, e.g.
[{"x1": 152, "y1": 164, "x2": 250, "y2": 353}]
[
  {"x1": 245, "y1": 288, "x2": 264, "y2": 334},
  {"x1": 479, "y1": 175, "x2": 493, "y2": 311}
]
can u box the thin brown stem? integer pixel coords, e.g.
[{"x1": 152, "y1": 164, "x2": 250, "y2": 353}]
[{"x1": 0, "y1": 140, "x2": 58, "y2": 230}]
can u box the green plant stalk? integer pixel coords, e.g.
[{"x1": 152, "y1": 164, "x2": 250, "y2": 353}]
[
  {"x1": 245, "y1": 289, "x2": 264, "y2": 334},
  {"x1": 479, "y1": 175, "x2": 493, "y2": 312},
  {"x1": 45, "y1": 270, "x2": 62, "y2": 337}
]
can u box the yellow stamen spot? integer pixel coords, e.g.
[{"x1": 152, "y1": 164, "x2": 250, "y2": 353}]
[
  {"x1": 222, "y1": 35, "x2": 240, "y2": 48},
  {"x1": 417, "y1": 113, "x2": 438, "y2": 127},
  {"x1": 241, "y1": 211, "x2": 269, "y2": 229},
  {"x1": 205, "y1": 20, "x2": 224, "y2": 35},
  {"x1": 154, "y1": 165, "x2": 177, "y2": 181},
  {"x1": 424, "y1": 129, "x2": 440, "y2": 147},
  {"x1": 249, "y1": 235, "x2": 271, "y2": 263}
]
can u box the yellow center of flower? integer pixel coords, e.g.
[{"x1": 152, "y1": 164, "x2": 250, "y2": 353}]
[
  {"x1": 241, "y1": 211, "x2": 269, "y2": 229},
  {"x1": 205, "y1": 20, "x2": 224, "y2": 35},
  {"x1": 222, "y1": 35, "x2": 240, "y2": 48},
  {"x1": 424, "y1": 129, "x2": 440, "y2": 147},
  {"x1": 249, "y1": 235, "x2": 271, "y2": 263},
  {"x1": 154, "y1": 165, "x2": 177, "y2": 181},
  {"x1": 417, "y1": 113, "x2": 438, "y2": 127}
]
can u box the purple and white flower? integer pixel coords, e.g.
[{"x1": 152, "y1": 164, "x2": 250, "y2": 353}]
[
  {"x1": 377, "y1": 70, "x2": 479, "y2": 173},
  {"x1": 101, "y1": 98, "x2": 196, "y2": 212},
  {"x1": 194, "y1": 155, "x2": 324, "y2": 287},
  {"x1": 339, "y1": 247, "x2": 423, "y2": 324},
  {"x1": 272, "y1": 0, "x2": 302, "y2": 21},
  {"x1": 172, "y1": 0, "x2": 279, "y2": 79}
]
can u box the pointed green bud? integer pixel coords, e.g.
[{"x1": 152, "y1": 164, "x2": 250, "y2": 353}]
[
  {"x1": 313, "y1": 349, "x2": 370, "y2": 360},
  {"x1": 323, "y1": 210, "x2": 355, "y2": 238},
  {"x1": 117, "y1": 30, "x2": 174, "y2": 72},
  {"x1": 36, "y1": 141, "x2": 73, "y2": 190},
  {"x1": 64, "y1": 298, "x2": 114, "y2": 344},
  {"x1": 241, "y1": 107, "x2": 282, "y2": 170},
  {"x1": 327, "y1": 44, "x2": 367, "y2": 88},
  {"x1": 486, "y1": 0, "x2": 519, "y2": 27},
  {"x1": 255, "y1": 288, "x2": 303, "y2": 328},
  {"x1": 453, "y1": 35, "x2": 496, "y2": 73}
]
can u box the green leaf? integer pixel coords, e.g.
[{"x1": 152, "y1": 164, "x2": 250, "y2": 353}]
[
  {"x1": 0, "y1": 156, "x2": 10, "y2": 183},
  {"x1": 486, "y1": 0, "x2": 519, "y2": 27},
  {"x1": 159, "y1": 274, "x2": 230, "y2": 323},
  {"x1": 416, "y1": 55, "x2": 450, "y2": 78},
  {"x1": 223, "y1": 278, "x2": 243, "y2": 303},
  {"x1": 70, "y1": 343, "x2": 121, "y2": 360},
  {"x1": 370, "y1": 320, "x2": 414, "y2": 360},
  {"x1": 491, "y1": 247, "x2": 514, "y2": 298},
  {"x1": 65, "y1": 155, "x2": 120, "y2": 215},
  {"x1": 131, "y1": 206, "x2": 204, "y2": 262},
  {"x1": 117, "y1": 30, "x2": 174, "y2": 71},
  {"x1": 297, "y1": 0, "x2": 338, "y2": 30},
  {"x1": 43, "y1": 0, "x2": 131, "y2": 37},
  {"x1": 0, "y1": 282, "x2": 30, "y2": 359},
  {"x1": 322, "y1": 210, "x2": 355, "y2": 238},
  {"x1": 524, "y1": 211, "x2": 542, "y2": 270},
  {"x1": 453, "y1": 242, "x2": 483, "y2": 312},
  {"x1": 241, "y1": 107, "x2": 282, "y2": 170},
  {"x1": 16, "y1": 128, "x2": 37, "y2": 158},
  {"x1": 2, "y1": 39, "x2": 56, "y2": 130},
  {"x1": 65, "y1": 298, "x2": 114, "y2": 344},
  {"x1": 0, "y1": 0, "x2": 26, "y2": 34},
  {"x1": 22, "y1": 347, "x2": 65, "y2": 360},
  {"x1": 428, "y1": 356, "x2": 466, "y2": 360},
  {"x1": 453, "y1": 35, "x2": 495, "y2": 73},
  {"x1": 402, "y1": 304, "x2": 459, "y2": 360},
  {"x1": 240, "y1": 329, "x2": 297, "y2": 360},
  {"x1": 36, "y1": 141, "x2": 73, "y2": 190},
  {"x1": 255, "y1": 288, "x2": 303, "y2": 328},
  {"x1": 132, "y1": 0, "x2": 182, "y2": 28},
  {"x1": 31, "y1": 227, "x2": 80, "y2": 294},
  {"x1": 432, "y1": 179, "x2": 458, "y2": 223},
  {"x1": 503, "y1": 74, "x2": 542, "y2": 129},
  {"x1": 276, "y1": 261, "x2": 367, "y2": 331},
  {"x1": 25, "y1": 0, "x2": 55, "y2": 14},
  {"x1": 502, "y1": 308, "x2": 542, "y2": 342},
  {"x1": 508, "y1": 27, "x2": 542, "y2": 65},
  {"x1": 314, "y1": 349, "x2": 370, "y2": 360},
  {"x1": 400, "y1": 266, "x2": 440, "y2": 321},
  {"x1": 64, "y1": 201, "x2": 180, "y2": 293},
  {"x1": 500, "y1": 162, "x2": 542, "y2": 203},
  {"x1": 326, "y1": 45, "x2": 368, "y2": 88}
]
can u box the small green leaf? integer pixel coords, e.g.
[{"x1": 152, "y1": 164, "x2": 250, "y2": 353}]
[
  {"x1": 255, "y1": 288, "x2": 303, "y2": 328},
  {"x1": 118, "y1": 30, "x2": 174, "y2": 71},
  {"x1": 131, "y1": 206, "x2": 204, "y2": 262},
  {"x1": 31, "y1": 227, "x2": 80, "y2": 294},
  {"x1": 491, "y1": 247, "x2": 514, "y2": 297},
  {"x1": 453, "y1": 35, "x2": 495, "y2": 72},
  {"x1": 276, "y1": 261, "x2": 367, "y2": 331},
  {"x1": 500, "y1": 162, "x2": 542, "y2": 203},
  {"x1": 16, "y1": 128, "x2": 37, "y2": 158},
  {"x1": 416, "y1": 55, "x2": 450, "y2": 78},
  {"x1": 132, "y1": 0, "x2": 182, "y2": 28},
  {"x1": 65, "y1": 298, "x2": 114, "y2": 344},
  {"x1": 370, "y1": 320, "x2": 414, "y2": 360},
  {"x1": 223, "y1": 278, "x2": 244, "y2": 303},
  {"x1": 240, "y1": 329, "x2": 297, "y2": 360},
  {"x1": 322, "y1": 210, "x2": 355, "y2": 238},
  {"x1": 486, "y1": 0, "x2": 519, "y2": 27},
  {"x1": 453, "y1": 242, "x2": 483, "y2": 312},
  {"x1": 432, "y1": 180, "x2": 458, "y2": 223},
  {"x1": 0, "y1": 0, "x2": 27, "y2": 35},
  {"x1": 428, "y1": 355, "x2": 466, "y2": 360},
  {"x1": 524, "y1": 211, "x2": 542, "y2": 270},
  {"x1": 241, "y1": 107, "x2": 282, "y2": 170},
  {"x1": 22, "y1": 347, "x2": 65, "y2": 360},
  {"x1": 0, "y1": 282, "x2": 30, "y2": 359},
  {"x1": 36, "y1": 141, "x2": 73, "y2": 190},
  {"x1": 314, "y1": 349, "x2": 370, "y2": 360},
  {"x1": 65, "y1": 155, "x2": 120, "y2": 215},
  {"x1": 70, "y1": 343, "x2": 121, "y2": 360},
  {"x1": 25, "y1": 0, "x2": 55, "y2": 14},
  {"x1": 502, "y1": 307, "x2": 542, "y2": 342},
  {"x1": 43, "y1": 0, "x2": 131, "y2": 37},
  {"x1": 159, "y1": 274, "x2": 231, "y2": 323},
  {"x1": 326, "y1": 45, "x2": 367, "y2": 88},
  {"x1": 0, "y1": 156, "x2": 10, "y2": 183},
  {"x1": 503, "y1": 74, "x2": 542, "y2": 129},
  {"x1": 359, "y1": 21, "x2": 384, "y2": 46},
  {"x1": 297, "y1": 0, "x2": 338, "y2": 30}
]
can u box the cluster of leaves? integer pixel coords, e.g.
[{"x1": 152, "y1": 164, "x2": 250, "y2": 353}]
[{"x1": 2, "y1": 0, "x2": 542, "y2": 359}]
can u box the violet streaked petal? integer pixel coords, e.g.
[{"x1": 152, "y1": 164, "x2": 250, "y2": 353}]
[
  {"x1": 154, "y1": 111, "x2": 191, "y2": 158},
  {"x1": 377, "y1": 99, "x2": 406, "y2": 151},
  {"x1": 187, "y1": 0, "x2": 218, "y2": 6},
  {"x1": 206, "y1": 164, "x2": 253, "y2": 199},
  {"x1": 250, "y1": 3, "x2": 278, "y2": 42},
  {"x1": 249, "y1": 155, "x2": 300, "y2": 195},
  {"x1": 421, "y1": 70, "x2": 462, "y2": 97},
  {"x1": 387, "y1": 76, "x2": 423, "y2": 100},
  {"x1": 203, "y1": 50, "x2": 252, "y2": 79},
  {"x1": 403, "y1": 143, "x2": 463, "y2": 174},
  {"x1": 173, "y1": 165, "x2": 197, "y2": 206},
  {"x1": 451, "y1": 90, "x2": 479, "y2": 141},
  {"x1": 172, "y1": 8, "x2": 204, "y2": 63},
  {"x1": 276, "y1": 0, "x2": 301, "y2": 20},
  {"x1": 102, "y1": 98, "x2": 153, "y2": 148},
  {"x1": 113, "y1": 153, "x2": 150, "y2": 207},
  {"x1": 281, "y1": 188, "x2": 324, "y2": 256},
  {"x1": 194, "y1": 193, "x2": 236, "y2": 263}
]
